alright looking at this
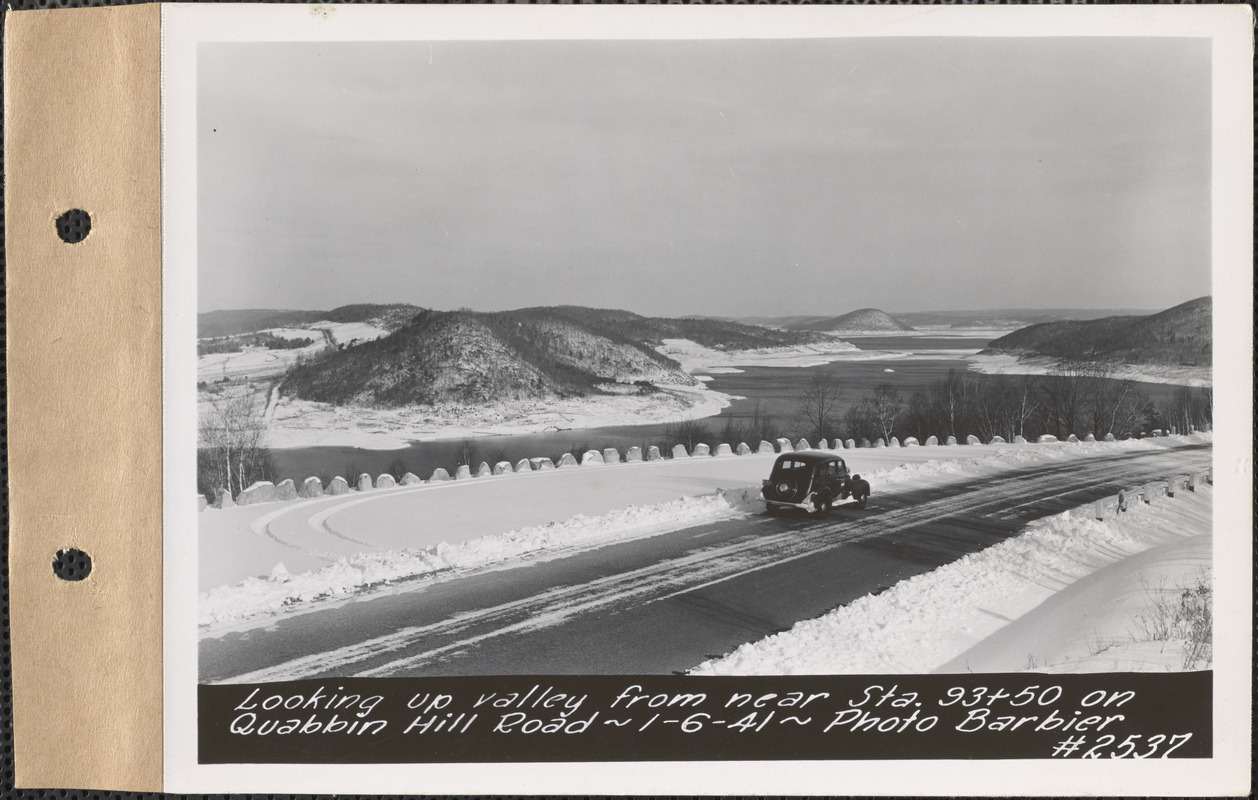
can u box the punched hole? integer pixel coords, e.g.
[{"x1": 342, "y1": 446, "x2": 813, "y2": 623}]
[
  {"x1": 52, "y1": 548, "x2": 92, "y2": 581},
  {"x1": 55, "y1": 209, "x2": 92, "y2": 244}
]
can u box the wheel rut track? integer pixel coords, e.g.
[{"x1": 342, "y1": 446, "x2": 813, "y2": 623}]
[{"x1": 203, "y1": 444, "x2": 1210, "y2": 681}]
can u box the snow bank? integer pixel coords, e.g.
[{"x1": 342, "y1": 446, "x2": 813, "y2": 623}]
[
  {"x1": 690, "y1": 485, "x2": 1212, "y2": 676},
  {"x1": 200, "y1": 487, "x2": 763, "y2": 630}
]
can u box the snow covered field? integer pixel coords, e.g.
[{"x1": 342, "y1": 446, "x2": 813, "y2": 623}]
[
  {"x1": 197, "y1": 339, "x2": 325, "y2": 384},
  {"x1": 691, "y1": 484, "x2": 1212, "y2": 675},
  {"x1": 196, "y1": 321, "x2": 390, "y2": 386},
  {"x1": 200, "y1": 435, "x2": 1210, "y2": 651}
]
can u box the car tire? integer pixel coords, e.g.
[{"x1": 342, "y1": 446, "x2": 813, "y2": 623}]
[{"x1": 812, "y1": 495, "x2": 831, "y2": 516}]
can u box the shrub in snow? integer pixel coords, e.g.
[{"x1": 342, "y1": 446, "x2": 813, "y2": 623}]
[
  {"x1": 475, "y1": 462, "x2": 492, "y2": 477},
  {"x1": 873, "y1": 438, "x2": 886, "y2": 448},
  {"x1": 1014, "y1": 435, "x2": 1027, "y2": 444},
  {"x1": 646, "y1": 447, "x2": 662, "y2": 462},
  {"x1": 356, "y1": 473, "x2": 373, "y2": 491},
  {"x1": 903, "y1": 437, "x2": 919, "y2": 446},
  {"x1": 844, "y1": 439, "x2": 856, "y2": 449},
  {"x1": 988, "y1": 436, "x2": 1006, "y2": 445},
  {"x1": 603, "y1": 448, "x2": 621, "y2": 464},
  {"x1": 275, "y1": 479, "x2": 298, "y2": 501},
  {"x1": 531, "y1": 457, "x2": 555, "y2": 470},
  {"x1": 924, "y1": 435, "x2": 938, "y2": 446},
  {"x1": 556, "y1": 453, "x2": 578, "y2": 468},
  {"x1": 817, "y1": 439, "x2": 830, "y2": 450},
  {"x1": 514, "y1": 459, "x2": 532, "y2": 473},
  {"x1": 945, "y1": 435, "x2": 958, "y2": 446},
  {"x1": 400, "y1": 472, "x2": 422, "y2": 486},
  {"x1": 775, "y1": 438, "x2": 793, "y2": 452},
  {"x1": 1066, "y1": 434, "x2": 1080, "y2": 443},
  {"x1": 693, "y1": 443, "x2": 710, "y2": 456},
  {"x1": 796, "y1": 438, "x2": 810, "y2": 451},
  {"x1": 858, "y1": 438, "x2": 870, "y2": 448},
  {"x1": 298, "y1": 476, "x2": 324, "y2": 497},
  {"x1": 581, "y1": 450, "x2": 604, "y2": 466},
  {"x1": 626, "y1": 447, "x2": 643, "y2": 462},
  {"x1": 198, "y1": 495, "x2": 208, "y2": 512},
  {"x1": 493, "y1": 461, "x2": 513, "y2": 475},
  {"x1": 966, "y1": 434, "x2": 980, "y2": 445},
  {"x1": 888, "y1": 437, "x2": 900, "y2": 448},
  {"x1": 672, "y1": 444, "x2": 689, "y2": 459},
  {"x1": 454, "y1": 465, "x2": 472, "y2": 480},
  {"x1": 1103, "y1": 433, "x2": 1115, "y2": 442},
  {"x1": 715, "y1": 443, "x2": 733, "y2": 456},
  {"x1": 757, "y1": 440, "x2": 775, "y2": 454},
  {"x1": 427, "y1": 468, "x2": 451, "y2": 482},
  {"x1": 212, "y1": 487, "x2": 234, "y2": 508},
  {"x1": 1084, "y1": 433, "x2": 1097, "y2": 443},
  {"x1": 376, "y1": 474, "x2": 397, "y2": 488},
  {"x1": 328, "y1": 476, "x2": 351, "y2": 494},
  {"x1": 236, "y1": 481, "x2": 277, "y2": 506},
  {"x1": 1036, "y1": 434, "x2": 1058, "y2": 444}
]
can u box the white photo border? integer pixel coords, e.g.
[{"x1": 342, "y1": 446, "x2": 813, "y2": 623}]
[{"x1": 163, "y1": 4, "x2": 1253, "y2": 794}]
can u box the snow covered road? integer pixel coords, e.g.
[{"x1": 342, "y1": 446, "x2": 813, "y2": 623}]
[{"x1": 200, "y1": 442, "x2": 1210, "y2": 682}]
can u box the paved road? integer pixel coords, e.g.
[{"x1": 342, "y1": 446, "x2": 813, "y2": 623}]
[{"x1": 201, "y1": 443, "x2": 1211, "y2": 682}]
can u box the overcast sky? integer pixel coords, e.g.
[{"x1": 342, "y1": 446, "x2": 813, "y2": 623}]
[{"x1": 198, "y1": 37, "x2": 1211, "y2": 317}]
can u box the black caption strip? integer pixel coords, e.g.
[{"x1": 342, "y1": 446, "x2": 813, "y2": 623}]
[{"x1": 200, "y1": 672, "x2": 1211, "y2": 764}]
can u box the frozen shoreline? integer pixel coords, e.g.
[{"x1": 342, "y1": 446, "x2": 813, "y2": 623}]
[
  {"x1": 265, "y1": 381, "x2": 734, "y2": 450},
  {"x1": 968, "y1": 353, "x2": 1211, "y2": 387}
]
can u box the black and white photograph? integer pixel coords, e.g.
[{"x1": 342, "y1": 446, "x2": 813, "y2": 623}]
[{"x1": 161, "y1": 4, "x2": 1250, "y2": 791}]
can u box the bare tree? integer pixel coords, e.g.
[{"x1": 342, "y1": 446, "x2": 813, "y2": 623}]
[
  {"x1": 795, "y1": 371, "x2": 844, "y2": 442},
  {"x1": 869, "y1": 383, "x2": 904, "y2": 443},
  {"x1": 929, "y1": 368, "x2": 973, "y2": 439},
  {"x1": 749, "y1": 400, "x2": 779, "y2": 443},
  {"x1": 199, "y1": 386, "x2": 273, "y2": 498},
  {"x1": 1013, "y1": 375, "x2": 1041, "y2": 439}
]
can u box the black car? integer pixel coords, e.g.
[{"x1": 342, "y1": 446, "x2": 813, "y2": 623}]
[{"x1": 761, "y1": 451, "x2": 864, "y2": 515}]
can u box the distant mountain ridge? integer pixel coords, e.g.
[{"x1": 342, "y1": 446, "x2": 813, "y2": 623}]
[
  {"x1": 279, "y1": 305, "x2": 837, "y2": 407},
  {"x1": 779, "y1": 308, "x2": 915, "y2": 333},
  {"x1": 199, "y1": 303, "x2": 422, "y2": 339},
  {"x1": 894, "y1": 307, "x2": 1160, "y2": 328},
  {"x1": 739, "y1": 307, "x2": 1161, "y2": 331},
  {"x1": 980, "y1": 297, "x2": 1211, "y2": 367}
]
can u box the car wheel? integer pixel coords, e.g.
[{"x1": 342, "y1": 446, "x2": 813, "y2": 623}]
[{"x1": 812, "y1": 495, "x2": 831, "y2": 516}]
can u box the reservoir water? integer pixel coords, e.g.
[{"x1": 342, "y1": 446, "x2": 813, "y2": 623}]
[
  {"x1": 266, "y1": 333, "x2": 1180, "y2": 482},
  {"x1": 269, "y1": 335, "x2": 990, "y2": 481}
]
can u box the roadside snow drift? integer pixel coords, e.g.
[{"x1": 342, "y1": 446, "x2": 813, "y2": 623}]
[
  {"x1": 690, "y1": 484, "x2": 1212, "y2": 675},
  {"x1": 200, "y1": 488, "x2": 762, "y2": 629}
]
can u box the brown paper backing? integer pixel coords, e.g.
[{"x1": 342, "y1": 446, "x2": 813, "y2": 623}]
[{"x1": 5, "y1": 4, "x2": 163, "y2": 791}]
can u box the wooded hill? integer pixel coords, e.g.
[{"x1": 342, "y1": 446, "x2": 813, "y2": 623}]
[
  {"x1": 781, "y1": 307, "x2": 915, "y2": 333},
  {"x1": 281, "y1": 306, "x2": 836, "y2": 407},
  {"x1": 198, "y1": 303, "x2": 423, "y2": 338},
  {"x1": 981, "y1": 297, "x2": 1211, "y2": 366}
]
